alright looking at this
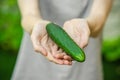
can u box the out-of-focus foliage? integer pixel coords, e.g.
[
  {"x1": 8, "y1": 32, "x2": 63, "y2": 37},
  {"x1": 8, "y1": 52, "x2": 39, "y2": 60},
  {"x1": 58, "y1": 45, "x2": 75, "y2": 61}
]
[
  {"x1": 102, "y1": 0, "x2": 120, "y2": 62},
  {"x1": 0, "y1": 0, "x2": 23, "y2": 53},
  {"x1": 0, "y1": 0, "x2": 23, "y2": 80},
  {"x1": 102, "y1": 38, "x2": 120, "y2": 61}
]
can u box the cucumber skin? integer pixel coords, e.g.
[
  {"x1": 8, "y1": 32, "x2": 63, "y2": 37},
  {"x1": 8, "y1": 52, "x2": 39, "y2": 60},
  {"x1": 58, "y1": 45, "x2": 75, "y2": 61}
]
[{"x1": 46, "y1": 23, "x2": 85, "y2": 62}]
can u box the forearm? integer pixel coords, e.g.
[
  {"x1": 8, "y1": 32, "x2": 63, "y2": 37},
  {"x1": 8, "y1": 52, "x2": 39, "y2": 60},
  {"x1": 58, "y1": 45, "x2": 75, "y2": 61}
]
[
  {"x1": 87, "y1": 0, "x2": 113, "y2": 37},
  {"x1": 18, "y1": 0, "x2": 42, "y2": 33}
]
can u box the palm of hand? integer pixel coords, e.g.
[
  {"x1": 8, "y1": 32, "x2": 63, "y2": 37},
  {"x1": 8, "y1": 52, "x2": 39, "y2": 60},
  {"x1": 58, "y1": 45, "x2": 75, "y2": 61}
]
[
  {"x1": 63, "y1": 19, "x2": 90, "y2": 48},
  {"x1": 31, "y1": 20, "x2": 72, "y2": 65}
]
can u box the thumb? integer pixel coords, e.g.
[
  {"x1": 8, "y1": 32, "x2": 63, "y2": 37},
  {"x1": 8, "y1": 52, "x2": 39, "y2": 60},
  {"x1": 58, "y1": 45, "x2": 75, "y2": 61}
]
[{"x1": 79, "y1": 34, "x2": 89, "y2": 49}]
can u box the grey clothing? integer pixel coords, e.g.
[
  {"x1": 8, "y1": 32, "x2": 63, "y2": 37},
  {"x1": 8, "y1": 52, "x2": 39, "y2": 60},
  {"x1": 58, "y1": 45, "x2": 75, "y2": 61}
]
[{"x1": 11, "y1": 0, "x2": 103, "y2": 80}]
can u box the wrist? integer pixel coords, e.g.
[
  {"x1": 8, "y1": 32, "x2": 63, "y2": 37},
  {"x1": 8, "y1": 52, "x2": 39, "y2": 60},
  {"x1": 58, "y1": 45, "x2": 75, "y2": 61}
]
[
  {"x1": 86, "y1": 16, "x2": 95, "y2": 37},
  {"x1": 21, "y1": 15, "x2": 42, "y2": 34},
  {"x1": 86, "y1": 16, "x2": 104, "y2": 37}
]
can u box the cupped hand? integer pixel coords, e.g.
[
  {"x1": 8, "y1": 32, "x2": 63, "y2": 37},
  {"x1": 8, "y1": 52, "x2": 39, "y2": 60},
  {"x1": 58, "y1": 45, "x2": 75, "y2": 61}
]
[
  {"x1": 63, "y1": 19, "x2": 90, "y2": 49},
  {"x1": 31, "y1": 20, "x2": 72, "y2": 65}
]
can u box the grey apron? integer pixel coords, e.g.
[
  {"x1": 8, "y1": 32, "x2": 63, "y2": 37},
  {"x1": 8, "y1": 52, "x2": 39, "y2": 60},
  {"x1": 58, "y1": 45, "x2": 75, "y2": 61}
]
[{"x1": 11, "y1": 0, "x2": 103, "y2": 80}]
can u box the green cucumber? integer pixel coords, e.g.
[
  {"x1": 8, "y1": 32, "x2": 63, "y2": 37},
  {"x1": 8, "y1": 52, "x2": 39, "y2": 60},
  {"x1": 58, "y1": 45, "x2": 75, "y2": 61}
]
[{"x1": 46, "y1": 23, "x2": 85, "y2": 62}]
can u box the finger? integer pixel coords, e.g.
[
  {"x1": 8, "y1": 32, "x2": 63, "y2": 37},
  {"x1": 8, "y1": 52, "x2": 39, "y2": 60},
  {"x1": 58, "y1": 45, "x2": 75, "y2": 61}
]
[
  {"x1": 50, "y1": 44, "x2": 72, "y2": 65},
  {"x1": 50, "y1": 45, "x2": 64, "y2": 59},
  {"x1": 79, "y1": 22, "x2": 90, "y2": 48},
  {"x1": 40, "y1": 34, "x2": 52, "y2": 54},
  {"x1": 34, "y1": 45, "x2": 47, "y2": 56},
  {"x1": 57, "y1": 48, "x2": 63, "y2": 53},
  {"x1": 55, "y1": 48, "x2": 65, "y2": 59},
  {"x1": 72, "y1": 35, "x2": 81, "y2": 48},
  {"x1": 63, "y1": 21, "x2": 73, "y2": 36},
  {"x1": 46, "y1": 52, "x2": 64, "y2": 65},
  {"x1": 47, "y1": 38, "x2": 57, "y2": 56},
  {"x1": 45, "y1": 37, "x2": 57, "y2": 55},
  {"x1": 50, "y1": 42, "x2": 64, "y2": 59},
  {"x1": 31, "y1": 35, "x2": 47, "y2": 56},
  {"x1": 60, "y1": 52, "x2": 73, "y2": 61},
  {"x1": 79, "y1": 32, "x2": 89, "y2": 49},
  {"x1": 63, "y1": 21, "x2": 71, "y2": 30},
  {"x1": 54, "y1": 53, "x2": 65, "y2": 59},
  {"x1": 63, "y1": 60, "x2": 72, "y2": 65},
  {"x1": 43, "y1": 38, "x2": 66, "y2": 65},
  {"x1": 63, "y1": 55, "x2": 72, "y2": 61},
  {"x1": 53, "y1": 44, "x2": 58, "y2": 50}
]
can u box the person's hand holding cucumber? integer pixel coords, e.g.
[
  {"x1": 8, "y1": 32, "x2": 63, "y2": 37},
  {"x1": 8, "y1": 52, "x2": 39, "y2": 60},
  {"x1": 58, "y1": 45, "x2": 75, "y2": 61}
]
[
  {"x1": 22, "y1": 16, "x2": 72, "y2": 65},
  {"x1": 30, "y1": 18, "x2": 90, "y2": 63},
  {"x1": 63, "y1": 19, "x2": 90, "y2": 49},
  {"x1": 31, "y1": 20, "x2": 72, "y2": 65}
]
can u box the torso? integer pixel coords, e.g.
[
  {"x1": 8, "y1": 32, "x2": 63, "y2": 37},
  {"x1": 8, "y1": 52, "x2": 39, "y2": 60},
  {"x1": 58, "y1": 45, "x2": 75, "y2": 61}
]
[{"x1": 11, "y1": 0, "x2": 103, "y2": 80}]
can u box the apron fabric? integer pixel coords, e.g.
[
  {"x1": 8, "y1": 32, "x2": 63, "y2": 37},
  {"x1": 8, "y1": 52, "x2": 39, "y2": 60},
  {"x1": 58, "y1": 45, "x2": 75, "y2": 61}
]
[{"x1": 11, "y1": 0, "x2": 103, "y2": 80}]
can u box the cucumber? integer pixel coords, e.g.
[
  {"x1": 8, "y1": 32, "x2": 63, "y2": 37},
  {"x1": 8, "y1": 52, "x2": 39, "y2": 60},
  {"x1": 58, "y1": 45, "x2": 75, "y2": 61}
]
[{"x1": 46, "y1": 23, "x2": 85, "y2": 62}]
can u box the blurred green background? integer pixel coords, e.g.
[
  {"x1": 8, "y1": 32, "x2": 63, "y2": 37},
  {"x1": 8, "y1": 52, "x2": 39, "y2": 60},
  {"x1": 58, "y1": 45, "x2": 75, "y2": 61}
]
[{"x1": 0, "y1": 0, "x2": 120, "y2": 80}]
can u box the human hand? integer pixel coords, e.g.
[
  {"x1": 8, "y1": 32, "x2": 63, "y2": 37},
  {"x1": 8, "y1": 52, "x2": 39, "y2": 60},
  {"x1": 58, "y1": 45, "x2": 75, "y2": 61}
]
[
  {"x1": 31, "y1": 20, "x2": 72, "y2": 65},
  {"x1": 63, "y1": 19, "x2": 90, "y2": 48}
]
